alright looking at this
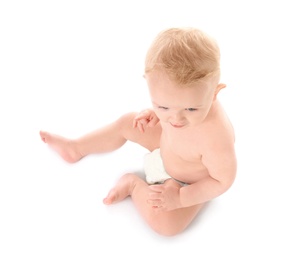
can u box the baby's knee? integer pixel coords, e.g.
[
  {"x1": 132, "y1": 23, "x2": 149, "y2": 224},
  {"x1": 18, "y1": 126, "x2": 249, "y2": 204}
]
[
  {"x1": 149, "y1": 219, "x2": 186, "y2": 237},
  {"x1": 116, "y1": 112, "x2": 137, "y2": 126},
  {"x1": 116, "y1": 112, "x2": 141, "y2": 140}
]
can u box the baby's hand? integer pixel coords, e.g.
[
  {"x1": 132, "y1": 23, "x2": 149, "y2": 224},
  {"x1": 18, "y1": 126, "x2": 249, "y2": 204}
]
[
  {"x1": 147, "y1": 179, "x2": 182, "y2": 212},
  {"x1": 133, "y1": 109, "x2": 160, "y2": 133}
]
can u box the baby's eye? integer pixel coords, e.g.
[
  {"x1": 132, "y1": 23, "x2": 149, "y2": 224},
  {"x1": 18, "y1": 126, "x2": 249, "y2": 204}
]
[
  {"x1": 158, "y1": 106, "x2": 169, "y2": 110},
  {"x1": 185, "y1": 108, "x2": 198, "y2": 112}
]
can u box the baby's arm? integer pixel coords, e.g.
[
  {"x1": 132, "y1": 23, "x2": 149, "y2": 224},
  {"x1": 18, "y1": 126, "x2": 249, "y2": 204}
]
[
  {"x1": 133, "y1": 109, "x2": 160, "y2": 133},
  {"x1": 147, "y1": 139, "x2": 237, "y2": 211},
  {"x1": 180, "y1": 142, "x2": 237, "y2": 208},
  {"x1": 147, "y1": 179, "x2": 182, "y2": 211}
]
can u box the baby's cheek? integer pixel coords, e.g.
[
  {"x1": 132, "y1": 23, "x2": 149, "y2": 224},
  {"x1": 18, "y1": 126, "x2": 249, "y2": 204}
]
[
  {"x1": 192, "y1": 114, "x2": 206, "y2": 125},
  {"x1": 155, "y1": 113, "x2": 167, "y2": 122}
]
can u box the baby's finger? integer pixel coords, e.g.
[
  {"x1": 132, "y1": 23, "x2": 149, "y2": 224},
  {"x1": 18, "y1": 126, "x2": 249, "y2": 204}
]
[
  {"x1": 137, "y1": 122, "x2": 145, "y2": 133},
  {"x1": 134, "y1": 115, "x2": 143, "y2": 121},
  {"x1": 133, "y1": 117, "x2": 145, "y2": 128},
  {"x1": 134, "y1": 110, "x2": 149, "y2": 120},
  {"x1": 140, "y1": 118, "x2": 151, "y2": 132},
  {"x1": 149, "y1": 184, "x2": 164, "y2": 192},
  {"x1": 132, "y1": 119, "x2": 138, "y2": 128},
  {"x1": 147, "y1": 117, "x2": 160, "y2": 127}
]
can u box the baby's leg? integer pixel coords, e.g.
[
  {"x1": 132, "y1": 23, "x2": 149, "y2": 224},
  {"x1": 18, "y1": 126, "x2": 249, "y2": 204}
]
[
  {"x1": 103, "y1": 174, "x2": 203, "y2": 236},
  {"x1": 103, "y1": 173, "x2": 137, "y2": 205},
  {"x1": 40, "y1": 112, "x2": 161, "y2": 163},
  {"x1": 40, "y1": 119, "x2": 127, "y2": 163}
]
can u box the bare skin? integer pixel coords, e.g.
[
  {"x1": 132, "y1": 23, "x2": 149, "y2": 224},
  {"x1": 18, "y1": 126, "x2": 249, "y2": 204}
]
[
  {"x1": 40, "y1": 132, "x2": 83, "y2": 163},
  {"x1": 39, "y1": 72, "x2": 236, "y2": 236},
  {"x1": 40, "y1": 113, "x2": 202, "y2": 236}
]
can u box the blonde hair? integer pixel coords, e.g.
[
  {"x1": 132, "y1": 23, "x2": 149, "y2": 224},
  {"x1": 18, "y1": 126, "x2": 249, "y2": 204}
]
[{"x1": 145, "y1": 27, "x2": 220, "y2": 85}]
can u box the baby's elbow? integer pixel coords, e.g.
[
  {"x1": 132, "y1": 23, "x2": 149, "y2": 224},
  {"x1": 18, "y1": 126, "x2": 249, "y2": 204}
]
[
  {"x1": 221, "y1": 179, "x2": 234, "y2": 194},
  {"x1": 220, "y1": 171, "x2": 236, "y2": 193}
]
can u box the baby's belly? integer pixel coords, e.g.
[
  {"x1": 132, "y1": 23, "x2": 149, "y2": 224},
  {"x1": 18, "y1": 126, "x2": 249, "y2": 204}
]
[{"x1": 160, "y1": 147, "x2": 209, "y2": 184}]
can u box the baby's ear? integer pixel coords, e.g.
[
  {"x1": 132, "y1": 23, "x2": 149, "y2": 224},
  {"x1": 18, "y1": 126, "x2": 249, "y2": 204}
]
[{"x1": 213, "y1": 83, "x2": 226, "y2": 100}]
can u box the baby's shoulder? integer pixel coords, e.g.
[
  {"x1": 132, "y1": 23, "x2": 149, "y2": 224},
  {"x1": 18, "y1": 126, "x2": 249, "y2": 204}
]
[{"x1": 202, "y1": 112, "x2": 235, "y2": 147}]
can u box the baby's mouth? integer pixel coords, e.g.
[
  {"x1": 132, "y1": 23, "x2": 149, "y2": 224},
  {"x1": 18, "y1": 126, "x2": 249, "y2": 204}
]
[{"x1": 170, "y1": 123, "x2": 185, "y2": 128}]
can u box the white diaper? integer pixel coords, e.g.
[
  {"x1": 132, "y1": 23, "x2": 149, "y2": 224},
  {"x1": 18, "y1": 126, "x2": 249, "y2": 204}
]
[{"x1": 144, "y1": 149, "x2": 172, "y2": 185}]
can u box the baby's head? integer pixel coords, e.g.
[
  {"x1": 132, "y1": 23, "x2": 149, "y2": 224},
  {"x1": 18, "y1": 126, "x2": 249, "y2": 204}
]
[
  {"x1": 145, "y1": 28, "x2": 225, "y2": 127},
  {"x1": 145, "y1": 27, "x2": 220, "y2": 86}
]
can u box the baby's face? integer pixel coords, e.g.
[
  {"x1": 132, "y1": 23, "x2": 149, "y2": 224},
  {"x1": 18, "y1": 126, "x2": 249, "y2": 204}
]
[{"x1": 146, "y1": 71, "x2": 218, "y2": 129}]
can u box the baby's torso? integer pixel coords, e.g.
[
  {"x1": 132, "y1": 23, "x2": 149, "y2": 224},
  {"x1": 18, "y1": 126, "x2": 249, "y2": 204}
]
[
  {"x1": 160, "y1": 129, "x2": 209, "y2": 184},
  {"x1": 159, "y1": 101, "x2": 234, "y2": 184}
]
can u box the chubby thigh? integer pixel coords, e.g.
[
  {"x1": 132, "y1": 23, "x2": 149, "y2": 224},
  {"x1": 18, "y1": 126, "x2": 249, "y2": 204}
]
[{"x1": 130, "y1": 174, "x2": 204, "y2": 236}]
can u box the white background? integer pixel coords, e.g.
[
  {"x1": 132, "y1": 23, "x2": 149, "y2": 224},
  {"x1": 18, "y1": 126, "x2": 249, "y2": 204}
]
[{"x1": 1, "y1": 0, "x2": 300, "y2": 259}]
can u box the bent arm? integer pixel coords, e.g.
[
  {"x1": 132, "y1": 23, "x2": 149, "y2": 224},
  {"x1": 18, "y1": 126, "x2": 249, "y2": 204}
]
[
  {"x1": 180, "y1": 147, "x2": 237, "y2": 208},
  {"x1": 180, "y1": 175, "x2": 230, "y2": 207}
]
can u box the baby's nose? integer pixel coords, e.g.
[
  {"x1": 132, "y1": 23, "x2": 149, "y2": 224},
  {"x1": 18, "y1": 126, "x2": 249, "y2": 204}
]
[{"x1": 172, "y1": 111, "x2": 185, "y2": 121}]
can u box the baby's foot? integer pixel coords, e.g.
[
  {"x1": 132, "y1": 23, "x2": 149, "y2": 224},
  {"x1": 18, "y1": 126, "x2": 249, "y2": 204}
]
[
  {"x1": 103, "y1": 173, "x2": 137, "y2": 205},
  {"x1": 39, "y1": 130, "x2": 83, "y2": 163}
]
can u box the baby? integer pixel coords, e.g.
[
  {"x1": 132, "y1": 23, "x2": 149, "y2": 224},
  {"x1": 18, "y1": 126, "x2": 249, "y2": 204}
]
[{"x1": 40, "y1": 27, "x2": 237, "y2": 236}]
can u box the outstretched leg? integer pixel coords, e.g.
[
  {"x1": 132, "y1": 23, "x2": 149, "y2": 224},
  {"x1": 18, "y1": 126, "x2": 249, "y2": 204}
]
[
  {"x1": 103, "y1": 173, "x2": 203, "y2": 236},
  {"x1": 40, "y1": 112, "x2": 162, "y2": 163}
]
